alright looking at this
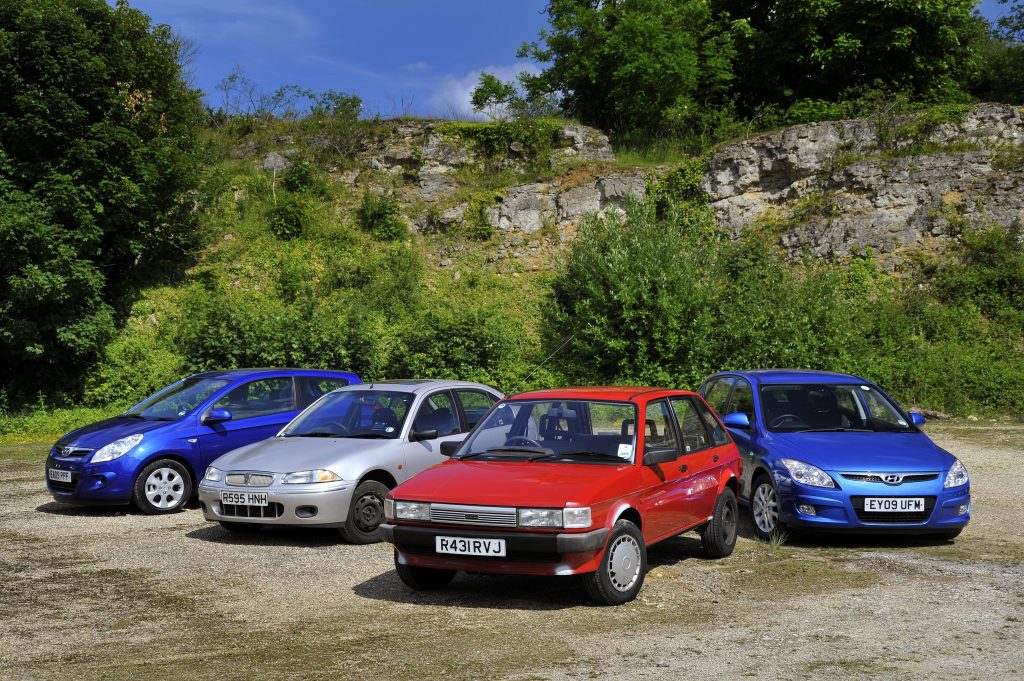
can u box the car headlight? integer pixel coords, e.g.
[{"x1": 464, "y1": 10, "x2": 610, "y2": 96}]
[
  {"x1": 944, "y1": 459, "x2": 969, "y2": 488},
  {"x1": 781, "y1": 458, "x2": 835, "y2": 488},
  {"x1": 204, "y1": 466, "x2": 224, "y2": 482},
  {"x1": 282, "y1": 469, "x2": 340, "y2": 484},
  {"x1": 394, "y1": 501, "x2": 430, "y2": 521},
  {"x1": 91, "y1": 434, "x2": 143, "y2": 463},
  {"x1": 563, "y1": 507, "x2": 592, "y2": 529},
  {"x1": 518, "y1": 508, "x2": 562, "y2": 528}
]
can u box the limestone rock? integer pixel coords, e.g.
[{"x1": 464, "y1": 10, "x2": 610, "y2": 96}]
[{"x1": 261, "y1": 152, "x2": 291, "y2": 172}]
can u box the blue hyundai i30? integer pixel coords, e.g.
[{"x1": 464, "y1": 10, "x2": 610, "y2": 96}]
[
  {"x1": 699, "y1": 370, "x2": 970, "y2": 540},
  {"x1": 45, "y1": 368, "x2": 360, "y2": 514}
]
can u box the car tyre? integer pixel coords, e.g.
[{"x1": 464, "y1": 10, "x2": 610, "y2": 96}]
[
  {"x1": 219, "y1": 521, "x2": 262, "y2": 533},
  {"x1": 133, "y1": 459, "x2": 192, "y2": 515},
  {"x1": 750, "y1": 474, "x2": 786, "y2": 542},
  {"x1": 339, "y1": 479, "x2": 390, "y2": 544},
  {"x1": 394, "y1": 551, "x2": 456, "y2": 590},
  {"x1": 584, "y1": 519, "x2": 647, "y2": 606},
  {"x1": 700, "y1": 487, "x2": 738, "y2": 558}
]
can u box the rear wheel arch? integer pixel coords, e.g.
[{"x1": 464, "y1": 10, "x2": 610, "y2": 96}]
[{"x1": 724, "y1": 475, "x2": 739, "y2": 497}]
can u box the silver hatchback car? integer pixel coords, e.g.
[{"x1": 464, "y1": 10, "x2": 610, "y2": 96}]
[{"x1": 197, "y1": 379, "x2": 502, "y2": 543}]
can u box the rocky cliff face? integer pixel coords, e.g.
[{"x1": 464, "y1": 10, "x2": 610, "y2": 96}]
[{"x1": 701, "y1": 103, "x2": 1024, "y2": 267}]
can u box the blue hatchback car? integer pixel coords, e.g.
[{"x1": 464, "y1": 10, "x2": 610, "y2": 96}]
[
  {"x1": 46, "y1": 368, "x2": 360, "y2": 513},
  {"x1": 699, "y1": 370, "x2": 970, "y2": 540}
]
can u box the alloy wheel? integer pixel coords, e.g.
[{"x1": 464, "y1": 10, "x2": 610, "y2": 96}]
[{"x1": 752, "y1": 482, "x2": 779, "y2": 534}]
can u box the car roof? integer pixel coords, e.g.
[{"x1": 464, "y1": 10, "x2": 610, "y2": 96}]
[
  {"x1": 509, "y1": 386, "x2": 697, "y2": 402},
  {"x1": 342, "y1": 379, "x2": 500, "y2": 394},
  {"x1": 712, "y1": 369, "x2": 869, "y2": 385},
  {"x1": 190, "y1": 368, "x2": 361, "y2": 381}
]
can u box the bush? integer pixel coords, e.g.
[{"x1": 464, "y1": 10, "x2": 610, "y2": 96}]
[
  {"x1": 282, "y1": 158, "x2": 327, "y2": 195},
  {"x1": 268, "y1": 193, "x2": 309, "y2": 240},
  {"x1": 357, "y1": 192, "x2": 407, "y2": 241}
]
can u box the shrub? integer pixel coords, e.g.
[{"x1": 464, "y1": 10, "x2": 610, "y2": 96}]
[
  {"x1": 268, "y1": 193, "x2": 308, "y2": 240},
  {"x1": 357, "y1": 191, "x2": 407, "y2": 241}
]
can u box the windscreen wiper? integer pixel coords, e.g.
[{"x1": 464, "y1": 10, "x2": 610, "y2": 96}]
[
  {"x1": 459, "y1": 446, "x2": 553, "y2": 460},
  {"x1": 802, "y1": 427, "x2": 872, "y2": 432},
  {"x1": 292, "y1": 431, "x2": 341, "y2": 438}
]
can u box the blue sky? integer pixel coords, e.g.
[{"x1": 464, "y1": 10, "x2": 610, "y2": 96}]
[{"x1": 127, "y1": 1, "x2": 1013, "y2": 118}]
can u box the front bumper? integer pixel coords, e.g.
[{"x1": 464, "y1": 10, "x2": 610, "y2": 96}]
[
  {"x1": 197, "y1": 480, "x2": 355, "y2": 527},
  {"x1": 382, "y1": 523, "x2": 611, "y2": 576},
  {"x1": 45, "y1": 452, "x2": 135, "y2": 505},
  {"x1": 776, "y1": 474, "x2": 971, "y2": 534}
]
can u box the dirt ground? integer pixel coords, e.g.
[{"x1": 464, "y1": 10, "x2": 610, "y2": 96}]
[{"x1": 1, "y1": 423, "x2": 1021, "y2": 680}]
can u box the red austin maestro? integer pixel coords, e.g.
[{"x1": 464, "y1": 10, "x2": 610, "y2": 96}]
[{"x1": 381, "y1": 387, "x2": 742, "y2": 604}]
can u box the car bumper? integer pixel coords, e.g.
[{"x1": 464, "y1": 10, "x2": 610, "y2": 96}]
[
  {"x1": 382, "y1": 523, "x2": 611, "y2": 576},
  {"x1": 45, "y1": 453, "x2": 135, "y2": 505},
  {"x1": 776, "y1": 476, "x2": 971, "y2": 534},
  {"x1": 197, "y1": 481, "x2": 355, "y2": 527}
]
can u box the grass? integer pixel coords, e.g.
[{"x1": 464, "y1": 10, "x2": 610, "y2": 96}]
[{"x1": 0, "y1": 406, "x2": 121, "y2": 445}]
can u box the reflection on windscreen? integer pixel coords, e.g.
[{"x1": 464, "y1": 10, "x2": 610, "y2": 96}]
[
  {"x1": 124, "y1": 377, "x2": 230, "y2": 420},
  {"x1": 461, "y1": 400, "x2": 638, "y2": 463},
  {"x1": 761, "y1": 384, "x2": 913, "y2": 433},
  {"x1": 283, "y1": 390, "x2": 414, "y2": 439}
]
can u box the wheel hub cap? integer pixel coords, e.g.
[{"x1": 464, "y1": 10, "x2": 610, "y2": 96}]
[
  {"x1": 144, "y1": 468, "x2": 184, "y2": 509},
  {"x1": 607, "y1": 535, "x2": 641, "y2": 592}
]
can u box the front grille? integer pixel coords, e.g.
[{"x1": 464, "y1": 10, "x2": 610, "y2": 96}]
[
  {"x1": 842, "y1": 473, "x2": 939, "y2": 484},
  {"x1": 54, "y1": 446, "x2": 92, "y2": 458},
  {"x1": 429, "y1": 503, "x2": 517, "y2": 528},
  {"x1": 225, "y1": 472, "x2": 274, "y2": 487},
  {"x1": 220, "y1": 502, "x2": 284, "y2": 519},
  {"x1": 48, "y1": 473, "x2": 79, "y2": 492},
  {"x1": 852, "y1": 496, "x2": 936, "y2": 523}
]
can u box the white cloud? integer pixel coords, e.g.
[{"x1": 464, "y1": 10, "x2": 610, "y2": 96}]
[
  {"x1": 401, "y1": 61, "x2": 430, "y2": 72},
  {"x1": 133, "y1": 0, "x2": 317, "y2": 44},
  {"x1": 427, "y1": 63, "x2": 539, "y2": 120}
]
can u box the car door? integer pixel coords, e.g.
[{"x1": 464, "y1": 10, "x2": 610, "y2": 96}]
[
  {"x1": 452, "y1": 388, "x2": 500, "y2": 432},
  {"x1": 668, "y1": 396, "x2": 726, "y2": 528},
  {"x1": 197, "y1": 376, "x2": 299, "y2": 468},
  {"x1": 702, "y1": 376, "x2": 735, "y2": 417},
  {"x1": 400, "y1": 390, "x2": 467, "y2": 482},
  {"x1": 636, "y1": 398, "x2": 690, "y2": 540}
]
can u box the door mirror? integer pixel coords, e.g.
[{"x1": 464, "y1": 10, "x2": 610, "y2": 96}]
[
  {"x1": 643, "y1": 445, "x2": 677, "y2": 466},
  {"x1": 410, "y1": 429, "x2": 439, "y2": 442},
  {"x1": 722, "y1": 412, "x2": 751, "y2": 430},
  {"x1": 909, "y1": 412, "x2": 927, "y2": 428},
  {"x1": 440, "y1": 439, "x2": 464, "y2": 457},
  {"x1": 204, "y1": 407, "x2": 233, "y2": 424}
]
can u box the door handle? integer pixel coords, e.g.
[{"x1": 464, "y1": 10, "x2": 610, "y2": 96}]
[
  {"x1": 712, "y1": 455, "x2": 719, "y2": 462},
  {"x1": 679, "y1": 464, "x2": 688, "y2": 472}
]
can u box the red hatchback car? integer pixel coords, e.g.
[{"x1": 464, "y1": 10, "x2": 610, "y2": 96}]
[{"x1": 381, "y1": 387, "x2": 742, "y2": 604}]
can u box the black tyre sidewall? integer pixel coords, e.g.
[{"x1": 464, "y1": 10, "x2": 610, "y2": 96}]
[
  {"x1": 339, "y1": 479, "x2": 390, "y2": 544},
  {"x1": 133, "y1": 458, "x2": 192, "y2": 515},
  {"x1": 702, "y1": 487, "x2": 738, "y2": 558},
  {"x1": 585, "y1": 519, "x2": 647, "y2": 606},
  {"x1": 394, "y1": 550, "x2": 456, "y2": 590}
]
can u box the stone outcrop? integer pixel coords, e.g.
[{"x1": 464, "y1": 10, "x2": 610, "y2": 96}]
[{"x1": 701, "y1": 103, "x2": 1024, "y2": 265}]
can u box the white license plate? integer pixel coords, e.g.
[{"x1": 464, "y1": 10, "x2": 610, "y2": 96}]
[
  {"x1": 221, "y1": 490, "x2": 268, "y2": 506},
  {"x1": 435, "y1": 536, "x2": 506, "y2": 557},
  {"x1": 48, "y1": 468, "x2": 72, "y2": 483},
  {"x1": 865, "y1": 497, "x2": 924, "y2": 512}
]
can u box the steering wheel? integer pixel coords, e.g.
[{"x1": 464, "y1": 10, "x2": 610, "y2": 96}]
[
  {"x1": 769, "y1": 414, "x2": 804, "y2": 429},
  {"x1": 504, "y1": 436, "x2": 543, "y2": 449},
  {"x1": 318, "y1": 420, "x2": 351, "y2": 436}
]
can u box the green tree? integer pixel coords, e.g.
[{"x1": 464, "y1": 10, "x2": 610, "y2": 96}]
[
  {"x1": 517, "y1": 0, "x2": 740, "y2": 136},
  {"x1": 0, "y1": 0, "x2": 202, "y2": 403},
  {"x1": 715, "y1": 0, "x2": 985, "y2": 109}
]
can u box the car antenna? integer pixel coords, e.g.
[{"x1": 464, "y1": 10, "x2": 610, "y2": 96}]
[{"x1": 509, "y1": 333, "x2": 577, "y2": 395}]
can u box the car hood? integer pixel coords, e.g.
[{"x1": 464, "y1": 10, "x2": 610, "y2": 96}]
[
  {"x1": 764, "y1": 431, "x2": 953, "y2": 472},
  {"x1": 57, "y1": 416, "x2": 175, "y2": 449},
  {"x1": 390, "y1": 459, "x2": 632, "y2": 507},
  {"x1": 210, "y1": 436, "x2": 395, "y2": 475}
]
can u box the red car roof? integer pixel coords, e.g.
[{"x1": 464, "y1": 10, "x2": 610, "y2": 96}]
[{"x1": 508, "y1": 386, "x2": 698, "y2": 402}]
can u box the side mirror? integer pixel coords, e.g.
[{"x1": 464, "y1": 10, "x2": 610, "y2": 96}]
[
  {"x1": 204, "y1": 407, "x2": 233, "y2": 424},
  {"x1": 440, "y1": 440, "x2": 463, "y2": 457},
  {"x1": 909, "y1": 413, "x2": 927, "y2": 428},
  {"x1": 722, "y1": 412, "x2": 751, "y2": 430},
  {"x1": 410, "y1": 429, "x2": 439, "y2": 442},
  {"x1": 643, "y1": 445, "x2": 677, "y2": 466}
]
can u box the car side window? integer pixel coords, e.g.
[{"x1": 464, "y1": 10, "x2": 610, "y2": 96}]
[
  {"x1": 296, "y1": 377, "x2": 350, "y2": 409},
  {"x1": 214, "y1": 378, "x2": 295, "y2": 420},
  {"x1": 411, "y1": 391, "x2": 461, "y2": 438},
  {"x1": 730, "y1": 379, "x2": 755, "y2": 422},
  {"x1": 455, "y1": 389, "x2": 498, "y2": 430},
  {"x1": 695, "y1": 399, "x2": 730, "y2": 446},
  {"x1": 704, "y1": 377, "x2": 734, "y2": 415},
  {"x1": 644, "y1": 400, "x2": 680, "y2": 453},
  {"x1": 669, "y1": 397, "x2": 711, "y2": 453}
]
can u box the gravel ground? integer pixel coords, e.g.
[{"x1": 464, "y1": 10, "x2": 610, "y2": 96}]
[{"x1": 1, "y1": 423, "x2": 1021, "y2": 680}]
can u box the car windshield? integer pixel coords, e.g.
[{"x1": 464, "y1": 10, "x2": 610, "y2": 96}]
[
  {"x1": 760, "y1": 383, "x2": 915, "y2": 433},
  {"x1": 458, "y1": 399, "x2": 638, "y2": 464},
  {"x1": 123, "y1": 376, "x2": 230, "y2": 420},
  {"x1": 282, "y1": 390, "x2": 414, "y2": 439}
]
